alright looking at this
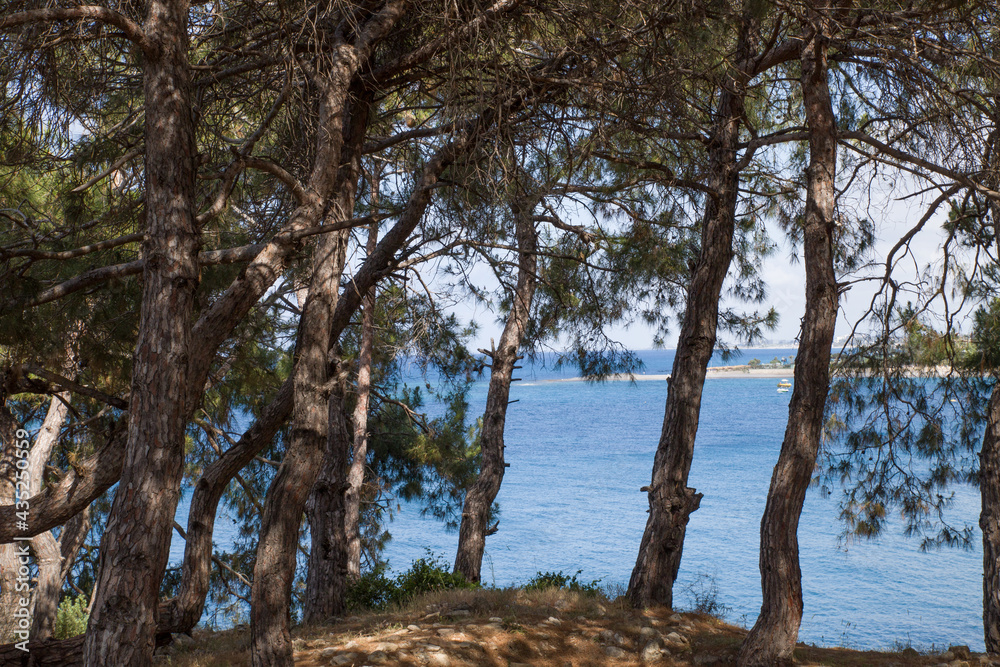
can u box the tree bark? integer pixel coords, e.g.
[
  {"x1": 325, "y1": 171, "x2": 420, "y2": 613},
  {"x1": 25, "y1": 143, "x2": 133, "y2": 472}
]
[
  {"x1": 737, "y1": 7, "x2": 839, "y2": 664},
  {"x1": 298, "y1": 89, "x2": 371, "y2": 625},
  {"x1": 251, "y1": 202, "x2": 351, "y2": 667},
  {"x1": 0, "y1": 635, "x2": 85, "y2": 666},
  {"x1": 250, "y1": 72, "x2": 369, "y2": 662},
  {"x1": 157, "y1": 381, "x2": 291, "y2": 636},
  {"x1": 981, "y1": 383, "x2": 1000, "y2": 654},
  {"x1": 28, "y1": 532, "x2": 62, "y2": 641},
  {"x1": 302, "y1": 385, "x2": 352, "y2": 623},
  {"x1": 82, "y1": 0, "x2": 201, "y2": 662},
  {"x1": 453, "y1": 195, "x2": 538, "y2": 583},
  {"x1": 26, "y1": 390, "x2": 72, "y2": 641},
  {"x1": 626, "y1": 16, "x2": 752, "y2": 609},
  {"x1": 346, "y1": 221, "x2": 378, "y2": 580},
  {"x1": 0, "y1": 400, "x2": 20, "y2": 644}
]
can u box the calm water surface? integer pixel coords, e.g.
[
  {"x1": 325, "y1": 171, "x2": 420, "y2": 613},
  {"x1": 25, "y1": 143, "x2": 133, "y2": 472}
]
[
  {"x1": 382, "y1": 348, "x2": 984, "y2": 651},
  {"x1": 170, "y1": 348, "x2": 984, "y2": 650}
]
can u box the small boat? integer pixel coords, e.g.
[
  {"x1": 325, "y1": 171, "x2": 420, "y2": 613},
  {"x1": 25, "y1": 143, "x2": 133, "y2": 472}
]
[
  {"x1": 777, "y1": 387, "x2": 790, "y2": 393},
  {"x1": 777, "y1": 380, "x2": 792, "y2": 389}
]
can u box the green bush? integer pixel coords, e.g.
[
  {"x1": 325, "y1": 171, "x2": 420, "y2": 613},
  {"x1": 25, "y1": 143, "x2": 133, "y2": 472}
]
[
  {"x1": 345, "y1": 564, "x2": 398, "y2": 611},
  {"x1": 54, "y1": 596, "x2": 89, "y2": 639},
  {"x1": 394, "y1": 555, "x2": 475, "y2": 603},
  {"x1": 524, "y1": 570, "x2": 601, "y2": 595},
  {"x1": 346, "y1": 554, "x2": 477, "y2": 611}
]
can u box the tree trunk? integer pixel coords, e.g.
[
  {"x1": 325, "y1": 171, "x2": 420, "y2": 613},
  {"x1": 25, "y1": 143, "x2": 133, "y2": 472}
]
[
  {"x1": 82, "y1": 0, "x2": 201, "y2": 662},
  {"x1": 299, "y1": 101, "x2": 371, "y2": 623},
  {"x1": 453, "y1": 195, "x2": 538, "y2": 583},
  {"x1": 302, "y1": 385, "x2": 352, "y2": 623},
  {"x1": 58, "y1": 508, "x2": 91, "y2": 592},
  {"x1": 626, "y1": 17, "x2": 752, "y2": 609},
  {"x1": 0, "y1": 400, "x2": 20, "y2": 644},
  {"x1": 250, "y1": 79, "x2": 368, "y2": 663},
  {"x1": 0, "y1": 635, "x2": 85, "y2": 666},
  {"x1": 251, "y1": 219, "x2": 351, "y2": 667},
  {"x1": 737, "y1": 8, "x2": 839, "y2": 665},
  {"x1": 27, "y1": 391, "x2": 70, "y2": 495},
  {"x1": 26, "y1": 390, "x2": 72, "y2": 641},
  {"x1": 981, "y1": 383, "x2": 1000, "y2": 654},
  {"x1": 345, "y1": 221, "x2": 377, "y2": 580},
  {"x1": 28, "y1": 532, "x2": 61, "y2": 641}
]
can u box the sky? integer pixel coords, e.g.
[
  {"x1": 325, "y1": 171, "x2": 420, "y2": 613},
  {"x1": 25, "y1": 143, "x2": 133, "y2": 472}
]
[{"x1": 454, "y1": 172, "x2": 963, "y2": 353}]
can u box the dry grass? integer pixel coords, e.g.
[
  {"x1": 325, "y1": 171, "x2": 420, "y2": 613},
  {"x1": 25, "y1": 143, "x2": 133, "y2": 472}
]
[{"x1": 160, "y1": 588, "x2": 986, "y2": 666}]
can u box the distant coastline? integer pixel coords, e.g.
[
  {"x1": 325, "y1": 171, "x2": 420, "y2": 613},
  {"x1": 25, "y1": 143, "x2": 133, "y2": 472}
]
[
  {"x1": 552, "y1": 362, "x2": 962, "y2": 383},
  {"x1": 544, "y1": 365, "x2": 797, "y2": 383}
]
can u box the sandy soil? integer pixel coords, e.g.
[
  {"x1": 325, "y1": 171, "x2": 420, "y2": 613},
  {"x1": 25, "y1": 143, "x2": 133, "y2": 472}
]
[{"x1": 160, "y1": 588, "x2": 987, "y2": 667}]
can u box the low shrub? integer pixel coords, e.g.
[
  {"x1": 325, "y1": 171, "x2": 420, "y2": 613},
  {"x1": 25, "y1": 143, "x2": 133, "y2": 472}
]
[
  {"x1": 346, "y1": 554, "x2": 478, "y2": 611},
  {"x1": 345, "y1": 564, "x2": 397, "y2": 611},
  {"x1": 523, "y1": 570, "x2": 601, "y2": 595},
  {"x1": 394, "y1": 555, "x2": 476, "y2": 603}
]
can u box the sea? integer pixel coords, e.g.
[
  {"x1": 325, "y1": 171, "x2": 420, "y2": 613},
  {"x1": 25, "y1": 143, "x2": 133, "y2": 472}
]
[{"x1": 170, "y1": 347, "x2": 986, "y2": 651}]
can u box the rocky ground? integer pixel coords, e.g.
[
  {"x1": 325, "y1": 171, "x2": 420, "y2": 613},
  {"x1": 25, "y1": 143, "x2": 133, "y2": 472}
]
[{"x1": 160, "y1": 588, "x2": 993, "y2": 666}]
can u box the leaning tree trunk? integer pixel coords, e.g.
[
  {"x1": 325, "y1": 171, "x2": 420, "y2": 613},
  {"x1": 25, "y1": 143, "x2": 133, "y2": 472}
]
[
  {"x1": 627, "y1": 16, "x2": 752, "y2": 609},
  {"x1": 981, "y1": 383, "x2": 1000, "y2": 654},
  {"x1": 157, "y1": 385, "x2": 291, "y2": 637},
  {"x1": 737, "y1": 9, "x2": 839, "y2": 665},
  {"x1": 58, "y1": 508, "x2": 91, "y2": 596},
  {"x1": 453, "y1": 196, "x2": 538, "y2": 583},
  {"x1": 82, "y1": 0, "x2": 201, "y2": 662}
]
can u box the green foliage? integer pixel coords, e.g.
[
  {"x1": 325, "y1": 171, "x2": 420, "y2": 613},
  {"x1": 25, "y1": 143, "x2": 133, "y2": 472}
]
[
  {"x1": 345, "y1": 565, "x2": 399, "y2": 611},
  {"x1": 971, "y1": 299, "x2": 1000, "y2": 372},
  {"x1": 346, "y1": 554, "x2": 478, "y2": 611},
  {"x1": 523, "y1": 570, "x2": 601, "y2": 595},
  {"x1": 394, "y1": 555, "x2": 477, "y2": 601},
  {"x1": 821, "y1": 303, "x2": 987, "y2": 549},
  {"x1": 53, "y1": 596, "x2": 89, "y2": 639}
]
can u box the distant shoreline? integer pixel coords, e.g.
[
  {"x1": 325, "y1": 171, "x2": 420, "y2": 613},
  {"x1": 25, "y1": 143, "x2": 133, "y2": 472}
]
[
  {"x1": 537, "y1": 362, "x2": 963, "y2": 383},
  {"x1": 538, "y1": 366, "x2": 797, "y2": 383}
]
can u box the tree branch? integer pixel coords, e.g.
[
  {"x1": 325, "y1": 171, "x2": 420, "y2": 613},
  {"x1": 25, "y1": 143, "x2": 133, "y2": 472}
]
[{"x1": 0, "y1": 7, "x2": 148, "y2": 51}]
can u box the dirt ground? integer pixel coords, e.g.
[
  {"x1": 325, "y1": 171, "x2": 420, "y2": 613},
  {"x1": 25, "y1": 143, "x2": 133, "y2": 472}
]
[{"x1": 157, "y1": 588, "x2": 992, "y2": 666}]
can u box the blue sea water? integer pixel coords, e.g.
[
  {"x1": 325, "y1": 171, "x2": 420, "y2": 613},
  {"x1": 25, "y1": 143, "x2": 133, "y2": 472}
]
[
  {"x1": 380, "y1": 348, "x2": 985, "y2": 652},
  {"x1": 170, "y1": 347, "x2": 985, "y2": 651}
]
